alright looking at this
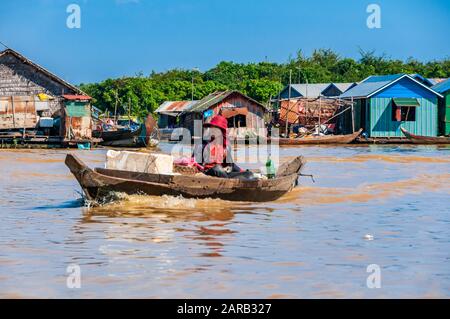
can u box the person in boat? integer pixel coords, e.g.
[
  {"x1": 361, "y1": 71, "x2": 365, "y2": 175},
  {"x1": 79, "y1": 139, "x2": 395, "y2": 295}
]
[{"x1": 196, "y1": 113, "x2": 251, "y2": 179}]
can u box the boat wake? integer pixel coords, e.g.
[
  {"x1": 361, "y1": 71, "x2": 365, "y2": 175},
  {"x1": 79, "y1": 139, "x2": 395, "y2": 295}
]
[{"x1": 277, "y1": 173, "x2": 450, "y2": 205}]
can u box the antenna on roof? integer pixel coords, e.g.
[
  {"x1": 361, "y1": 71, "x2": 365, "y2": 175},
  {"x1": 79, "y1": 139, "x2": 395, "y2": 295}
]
[{"x1": 0, "y1": 40, "x2": 10, "y2": 50}]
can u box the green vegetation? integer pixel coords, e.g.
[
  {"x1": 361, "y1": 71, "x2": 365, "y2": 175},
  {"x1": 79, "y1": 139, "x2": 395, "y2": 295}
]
[{"x1": 79, "y1": 49, "x2": 450, "y2": 119}]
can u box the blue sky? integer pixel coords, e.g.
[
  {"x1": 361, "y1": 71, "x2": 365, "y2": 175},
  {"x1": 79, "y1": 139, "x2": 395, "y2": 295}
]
[{"x1": 0, "y1": 0, "x2": 449, "y2": 84}]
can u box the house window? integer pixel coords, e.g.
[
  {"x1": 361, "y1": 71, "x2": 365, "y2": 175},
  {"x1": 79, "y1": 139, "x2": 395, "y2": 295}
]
[
  {"x1": 401, "y1": 107, "x2": 416, "y2": 121},
  {"x1": 391, "y1": 98, "x2": 419, "y2": 122},
  {"x1": 392, "y1": 106, "x2": 416, "y2": 122},
  {"x1": 227, "y1": 114, "x2": 247, "y2": 128}
]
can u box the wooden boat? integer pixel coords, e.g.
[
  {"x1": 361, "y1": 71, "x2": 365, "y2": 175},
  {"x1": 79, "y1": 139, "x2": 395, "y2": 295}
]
[
  {"x1": 272, "y1": 129, "x2": 363, "y2": 145},
  {"x1": 400, "y1": 127, "x2": 450, "y2": 145},
  {"x1": 93, "y1": 125, "x2": 145, "y2": 147},
  {"x1": 65, "y1": 154, "x2": 305, "y2": 202}
]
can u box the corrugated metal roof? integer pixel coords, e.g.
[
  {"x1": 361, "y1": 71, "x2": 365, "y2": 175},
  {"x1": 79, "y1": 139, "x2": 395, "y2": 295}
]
[
  {"x1": 363, "y1": 74, "x2": 404, "y2": 83},
  {"x1": 155, "y1": 100, "x2": 198, "y2": 114},
  {"x1": 62, "y1": 94, "x2": 92, "y2": 101},
  {"x1": 339, "y1": 80, "x2": 393, "y2": 98},
  {"x1": 428, "y1": 78, "x2": 448, "y2": 86},
  {"x1": 410, "y1": 74, "x2": 435, "y2": 87},
  {"x1": 332, "y1": 83, "x2": 356, "y2": 93},
  {"x1": 432, "y1": 78, "x2": 450, "y2": 93},
  {"x1": 186, "y1": 90, "x2": 267, "y2": 113},
  {"x1": 340, "y1": 74, "x2": 443, "y2": 99},
  {"x1": 188, "y1": 91, "x2": 231, "y2": 113},
  {"x1": 289, "y1": 84, "x2": 330, "y2": 98}
]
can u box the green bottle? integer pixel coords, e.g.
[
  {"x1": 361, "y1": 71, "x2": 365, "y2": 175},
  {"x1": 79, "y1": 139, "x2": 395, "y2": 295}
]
[{"x1": 266, "y1": 155, "x2": 276, "y2": 179}]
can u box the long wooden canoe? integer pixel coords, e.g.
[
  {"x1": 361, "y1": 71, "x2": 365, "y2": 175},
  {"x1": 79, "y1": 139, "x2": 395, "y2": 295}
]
[
  {"x1": 272, "y1": 129, "x2": 363, "y2": 145},
  {"x1": 65, "y1": 154, "x2": 305, "y2": 203},
  {"x1": 400, "y1": 127, "x2": 450, "y2": 145}
]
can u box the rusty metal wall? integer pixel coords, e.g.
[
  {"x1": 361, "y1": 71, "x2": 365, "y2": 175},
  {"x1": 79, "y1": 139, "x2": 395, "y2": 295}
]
[
  {"x1": 63, "y1": 106, "x2": 92, "y2": 140},
  {"x1": 0, "y1": 96, "x2": 37, "y2": 130}
]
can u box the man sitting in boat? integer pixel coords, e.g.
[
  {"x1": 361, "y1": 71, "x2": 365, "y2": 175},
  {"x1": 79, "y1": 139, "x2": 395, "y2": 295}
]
[{"x1": 197, "y1": 113, "x2": 249, "y2": 179}]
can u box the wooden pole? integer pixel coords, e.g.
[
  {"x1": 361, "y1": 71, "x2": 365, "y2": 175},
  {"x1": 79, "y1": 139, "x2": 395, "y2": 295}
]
[
  {"x1": 114, "y1": 90, "x2": 118, "y2": 125},
  {"x1": 191, "y1": 74, "x2": 194, "y2": 101},
  {"x1": 128, "y1": 96, "x2": 131, "y2": 127},
  {"x1": 285, "y1": 70, "x2": 292, "y2": 137},
  {"x1": 23, "y1": 100, "x2": 27, "y2": 139},
  {"x1": 338, "y1": 97, "x2": 341, "y2": 132},
  {"x1": 351, "y1": 97, "x2": 355, "y2": 133},
  {"x1": 318, "y1": 97, "x2": 321, "y2": 134},
  {"x1": 11, "y1": 97, "x2": 16, "y2": 129},
  {"x1": 305, "y1": 79, "x2": 309, "y2": 127}
]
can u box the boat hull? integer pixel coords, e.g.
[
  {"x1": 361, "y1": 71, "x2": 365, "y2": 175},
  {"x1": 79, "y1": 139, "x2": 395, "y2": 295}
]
[
  {"x1": 93, "y1": 126, "x2": 144, "y2": 147},
  {"x1": 272, "y1": 129, "x2": 362, "y2": 145},
  {"x1": 400, "y1": 127, "x2": 450, "y2": 144},
  {"x1": 65, "y1": 154, "x2": 305, "y2": 203}
]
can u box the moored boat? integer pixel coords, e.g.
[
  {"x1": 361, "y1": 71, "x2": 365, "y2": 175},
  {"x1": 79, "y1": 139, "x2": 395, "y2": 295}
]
[
  {"x1": 65, "y1": 154, "x2": 305, "y2": 203},
  {"x1": 271, "y1": 129, "x2": 362, "y2": 145},
  {"x1": 400, "y1": 127, "x2": 450, "y2": 145},
  {"x1": 93, "y1": 125, "x2": 145, "y2": 147}
]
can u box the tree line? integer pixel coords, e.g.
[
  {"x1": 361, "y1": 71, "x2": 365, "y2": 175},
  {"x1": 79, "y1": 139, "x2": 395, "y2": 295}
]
[{"x1": 79, "y1": 49, "x2": 450, "y2": 120}]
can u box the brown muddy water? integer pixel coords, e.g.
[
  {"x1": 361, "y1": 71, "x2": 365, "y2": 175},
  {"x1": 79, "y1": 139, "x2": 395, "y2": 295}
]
[{"x1": 0, "y1": 144, "x2": 449, "y2": 298}]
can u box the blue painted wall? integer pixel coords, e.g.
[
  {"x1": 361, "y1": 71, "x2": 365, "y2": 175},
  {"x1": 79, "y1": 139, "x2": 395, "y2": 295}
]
[
  {"x1": 368, "y1": 97, "x2": 438, "y2": 137},
  {"x1": 364, "y1": 77, "x2": 439, "y2": 137}
]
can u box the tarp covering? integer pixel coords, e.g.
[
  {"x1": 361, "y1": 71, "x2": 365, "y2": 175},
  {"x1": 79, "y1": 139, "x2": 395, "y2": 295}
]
[
  {"x1": 221, "y1": 107, "x2": 249, "y2": 119},
  {"x1": 279, "y1": 98, "x2": 344, "y2": 126}
]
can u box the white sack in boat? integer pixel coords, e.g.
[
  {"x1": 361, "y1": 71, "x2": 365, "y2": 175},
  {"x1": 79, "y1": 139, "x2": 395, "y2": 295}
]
[{"x1": 106, "y1": 150, "x2": 174, "y2": 174}]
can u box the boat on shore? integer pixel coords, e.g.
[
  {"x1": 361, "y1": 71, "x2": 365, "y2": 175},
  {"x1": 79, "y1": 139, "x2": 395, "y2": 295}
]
[
  {"x1": 400, "y1": 127, "x2": 450, "y2": 145},
  {"x1": 65, "y1": 154, "x2": 305, "y2": 203},
  {"x1": 271, "y1": 129, "x2": 362, "y2": 145}
]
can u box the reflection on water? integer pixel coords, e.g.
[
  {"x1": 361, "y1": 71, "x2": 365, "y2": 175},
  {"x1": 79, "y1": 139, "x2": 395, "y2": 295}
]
[{"x1": 0, "y1": 145, "x2": 449, "y2": 298}]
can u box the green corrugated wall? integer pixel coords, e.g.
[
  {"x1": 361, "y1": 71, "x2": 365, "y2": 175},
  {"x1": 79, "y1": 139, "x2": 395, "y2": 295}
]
[
  {"x1": 65, "y1": 102, "x2": 90, "y2": 117},
  {"x1": 368, "y1": 97, "x2": 438, "y2": 137}
]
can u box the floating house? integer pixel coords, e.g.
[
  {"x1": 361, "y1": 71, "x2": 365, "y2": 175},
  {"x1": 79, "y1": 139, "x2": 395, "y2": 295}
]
[
  {"x1": 278, "y1": 82, "x2": 356, "y2": 99},
  {"x1": 432, "y1": 78, "x2": 450, "y2": 135},
  {"x1": 155, "y1": 100, "x2": 198, "y2": 129},
  {"x1": 0, "y1": 48, "x2": 92, "y2": 145},
  {"x1": 161, "y1": 90, "x2": 268, "y2": 139},
  {"x1": 339, "y1": 74, "x2": 443, "y2": 137}
]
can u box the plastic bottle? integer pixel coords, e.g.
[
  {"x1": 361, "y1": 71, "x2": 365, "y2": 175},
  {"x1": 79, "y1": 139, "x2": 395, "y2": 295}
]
[{"x1": 265, "y1": 155, "x2": 276, "y2": 179}]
